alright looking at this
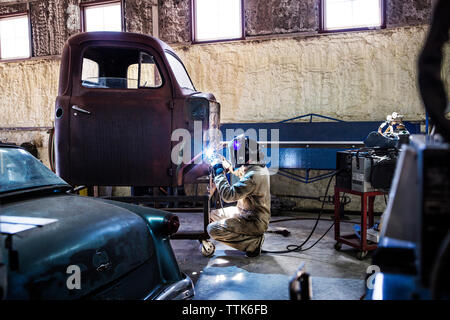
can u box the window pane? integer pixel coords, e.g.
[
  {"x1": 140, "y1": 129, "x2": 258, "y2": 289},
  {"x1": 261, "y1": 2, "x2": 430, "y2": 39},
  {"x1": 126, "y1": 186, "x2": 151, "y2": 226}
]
[
  {"x1": 194, "y1": 0, "x2": 242, "y2": 42},
  {"x1": 81, "y1": 47, "x2": 162, "y2": 90},
  {"x1": 138, "y1": 53, "x2": 162, "y2": 88},
  {"x1": 81, "y1": 46, "x2": 139, "y2": 89},
  {"x1": 353, "y1": 0, "x2": 381, "y2": 26},
  {"x1": 81, "y1": 58, "x2": 99, "y2": 83},
  {"x1": 0, "y1": 15, "x2": 31, "y2": 59},
  {"x1": 324, "y1": 0, "x2": 382, "y2": 31},
  {"x1": 127, "y1": 54, "x2": 163, "y2": 88},
  {"x1": 165, "y1": 52, "x2": 195, "y2": 91},
  {"x1": 84, "y1": 2, "x2": 122, "y2": 32},
  {"x1": 127, "y1": 64, "x2": 139, "y2": 89}
]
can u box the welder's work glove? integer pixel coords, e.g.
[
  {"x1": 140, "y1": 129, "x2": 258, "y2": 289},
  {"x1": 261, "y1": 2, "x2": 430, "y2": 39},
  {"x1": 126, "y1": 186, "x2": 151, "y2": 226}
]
[{"x1": 212, "y1": 163, "x2": 224, "y2": 176}]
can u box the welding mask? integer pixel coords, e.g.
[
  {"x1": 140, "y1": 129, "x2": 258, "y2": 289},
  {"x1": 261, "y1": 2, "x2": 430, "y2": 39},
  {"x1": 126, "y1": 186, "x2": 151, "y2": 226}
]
[{"x1": 228, "y1": 135, "x2": 264, "y2": 169}]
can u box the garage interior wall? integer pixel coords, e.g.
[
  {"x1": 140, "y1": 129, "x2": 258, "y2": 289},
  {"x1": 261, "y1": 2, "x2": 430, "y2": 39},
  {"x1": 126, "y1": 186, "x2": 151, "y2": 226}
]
[{"x1": 0, "y1": 0, "x2": 448, "y2": 210}]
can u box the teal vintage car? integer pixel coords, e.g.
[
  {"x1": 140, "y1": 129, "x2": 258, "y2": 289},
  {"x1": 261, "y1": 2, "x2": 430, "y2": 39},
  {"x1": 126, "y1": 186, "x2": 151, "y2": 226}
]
[{"x1": 0, "y1": 143, "x2": 194, "y2": 300}]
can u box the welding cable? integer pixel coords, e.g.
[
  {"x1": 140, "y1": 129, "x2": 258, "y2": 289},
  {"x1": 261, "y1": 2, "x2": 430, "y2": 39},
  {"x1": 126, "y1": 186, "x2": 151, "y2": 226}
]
[
  {"x1": 219, "y1": 194, "x2": 226, "y2": 216},
  {"x1": 261, "y1": 171, "x2": 339, "y2": 254},
  {"x1": 270, "y1": 217, "x2": 360, "y2": 225},
  {"x1": 213, "y1": 167, "x2": 237, "y2": 217},
  {"x1": 296, "y1": 220, "x2": 335, "y2": 252},
  {"x1": 209, "y1": 182, "x2": 227, "y2": 218},
  {"x1": 209, "y1": 170, "x2": 227, "y2": 217},
  {"x1": 274, "y1": 193, "x2": 351, "y2": 206},
  {"x1": 212, "y1": 166, "x2": 343, "y2": 254}
]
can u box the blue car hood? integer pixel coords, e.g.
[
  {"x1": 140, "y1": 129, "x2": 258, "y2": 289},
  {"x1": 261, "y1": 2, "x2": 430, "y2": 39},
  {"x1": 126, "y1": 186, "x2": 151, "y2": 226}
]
[{"x1": 1, "y1": 194, "x2": 155, "y2": 299}]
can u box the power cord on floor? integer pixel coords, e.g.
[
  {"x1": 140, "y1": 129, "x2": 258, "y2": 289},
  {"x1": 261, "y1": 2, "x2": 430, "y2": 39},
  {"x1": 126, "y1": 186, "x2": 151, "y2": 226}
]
[
  {"x1": 270, "y1": 217, "x2": 359, "y2": 224},
  {"x1": 261, "y1": 171, "x2": 341, "y2": 254}
]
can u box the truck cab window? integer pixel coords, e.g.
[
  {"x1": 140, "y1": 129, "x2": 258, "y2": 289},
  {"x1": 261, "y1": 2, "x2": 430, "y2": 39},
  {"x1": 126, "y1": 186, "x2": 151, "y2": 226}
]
[
  {"x1": 81, "y1": 47, "x2": 162, "y2": 89},
  {"x1": 81, "y1": 58, "x2": 100, "y2": 85},
  {"x1": 139, "y1": 52, "x2": 162, "y2": 88},
  {"x1": 165, "y1": 51, "x2": 195, "y2": 91},
  {"x1": 127, "y1": 52, "x2": 162, "y2": 88}
]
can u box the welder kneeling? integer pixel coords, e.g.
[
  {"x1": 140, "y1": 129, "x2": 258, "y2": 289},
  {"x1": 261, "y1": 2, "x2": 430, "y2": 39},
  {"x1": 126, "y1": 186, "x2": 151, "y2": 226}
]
[{"x1": 207, "y1": 135, "x2": 271, "y2": 258}]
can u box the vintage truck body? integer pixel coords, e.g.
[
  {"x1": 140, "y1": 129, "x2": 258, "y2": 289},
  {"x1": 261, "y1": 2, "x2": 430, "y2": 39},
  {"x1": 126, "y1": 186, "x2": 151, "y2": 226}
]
[{"x1": 55, "y1": 32, "x2": 219, "y2": 187}]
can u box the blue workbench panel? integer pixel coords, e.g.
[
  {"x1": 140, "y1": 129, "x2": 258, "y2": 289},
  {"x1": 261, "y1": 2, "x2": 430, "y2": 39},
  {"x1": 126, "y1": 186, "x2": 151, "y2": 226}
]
[{"x1": 220, "y1": 121, "x2": 421, "y2": 170}]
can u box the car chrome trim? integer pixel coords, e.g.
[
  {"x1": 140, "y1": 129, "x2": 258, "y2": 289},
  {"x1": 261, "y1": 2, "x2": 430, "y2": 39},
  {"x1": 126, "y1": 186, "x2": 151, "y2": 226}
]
[{"x1": 151, "y1": 273, "x2": 195, "y2": 300}]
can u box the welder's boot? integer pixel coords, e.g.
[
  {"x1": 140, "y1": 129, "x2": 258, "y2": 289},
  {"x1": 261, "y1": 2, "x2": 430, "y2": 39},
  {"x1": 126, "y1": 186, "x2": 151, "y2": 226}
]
[
  {"x1": 245, "y1": 247, "x2": 261, "y2": 258},
  {"x1": 245, "y1": 235, "x2": 264, "y2": 258}
]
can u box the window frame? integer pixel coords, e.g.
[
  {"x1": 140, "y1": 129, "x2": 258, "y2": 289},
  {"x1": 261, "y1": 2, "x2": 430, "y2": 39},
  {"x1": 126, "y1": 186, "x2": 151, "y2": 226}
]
[
  {"x1": 80, "y1": 0, "x2": 124, "y2": 33},
  {"x1": 0, "y1": 11, "x2": 32, "y2": 62},
  {"x1": 319, "y1": 0, "x2": 386, "y2": 33},
  {"x1": 191, "y1": 0, "x2": 245, "y2": 44},
  {"x1": 79, "y1": 45, "x2": 165, "y2": 91}
]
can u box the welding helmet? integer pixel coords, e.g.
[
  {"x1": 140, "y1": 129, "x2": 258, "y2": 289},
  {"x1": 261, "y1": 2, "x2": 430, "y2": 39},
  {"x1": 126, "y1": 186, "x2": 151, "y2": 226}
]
[{"x1": 228, "y1": 134, "x2": 264, "y2": 169}]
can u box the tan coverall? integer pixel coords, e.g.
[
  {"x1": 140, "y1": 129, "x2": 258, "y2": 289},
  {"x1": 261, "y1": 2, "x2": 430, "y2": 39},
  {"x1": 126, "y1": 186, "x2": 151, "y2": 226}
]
[{"x1": 207, "y1": 165, "x2": 271, "y2": 252}]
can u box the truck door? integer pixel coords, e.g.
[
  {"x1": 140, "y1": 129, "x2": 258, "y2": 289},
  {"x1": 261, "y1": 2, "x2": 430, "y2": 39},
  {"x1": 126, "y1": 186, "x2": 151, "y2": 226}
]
[{"x1": 68, "y1": 45, "x2": 173, "y2": 186}]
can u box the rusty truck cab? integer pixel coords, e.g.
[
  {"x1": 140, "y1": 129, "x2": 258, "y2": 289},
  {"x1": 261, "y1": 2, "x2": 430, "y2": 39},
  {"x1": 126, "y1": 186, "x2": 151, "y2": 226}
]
[{"x1": 55, "y1": 32, "x2": 219, "y2": 187}]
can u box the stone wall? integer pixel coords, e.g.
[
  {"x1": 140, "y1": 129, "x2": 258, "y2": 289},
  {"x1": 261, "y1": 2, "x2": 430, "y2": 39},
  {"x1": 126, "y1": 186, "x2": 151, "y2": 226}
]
[
  {"x1": 0, "y1": 1, "x2": 27, "y2": 15},
  {"x1": 125, "y1": 0, "x2": 155, "y2": 35},
  {"x1": 386, "y1": 0, "x2": 433, "y2": 27},
  {"x1": 244, "y1": 0, "x2": 318, "y2": 36},
  {"x1": 159, "y1": 0, "x2": 191, "y2": 43}
]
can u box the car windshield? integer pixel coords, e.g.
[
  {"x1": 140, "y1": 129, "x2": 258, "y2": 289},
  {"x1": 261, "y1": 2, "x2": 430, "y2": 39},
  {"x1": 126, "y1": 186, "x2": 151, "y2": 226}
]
[
  {"x1": 0, "y1": 147, "x2": 68, "y2": 194},
  {"x1": 165, "y1": 51, "x2": 195, "y2": 91}
]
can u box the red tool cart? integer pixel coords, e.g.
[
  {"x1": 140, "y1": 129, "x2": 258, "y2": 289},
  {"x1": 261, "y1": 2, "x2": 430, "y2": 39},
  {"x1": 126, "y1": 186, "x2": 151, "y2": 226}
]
[{"x1": 334, "y1": 187, "x2": 386, "y2": 260}]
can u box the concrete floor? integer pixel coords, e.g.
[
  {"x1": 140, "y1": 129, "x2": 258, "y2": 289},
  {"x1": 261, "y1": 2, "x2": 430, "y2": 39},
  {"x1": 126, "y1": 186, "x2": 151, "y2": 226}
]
[{"x1": 170, "y1": 212, "x2": 374, "y2": 300}]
